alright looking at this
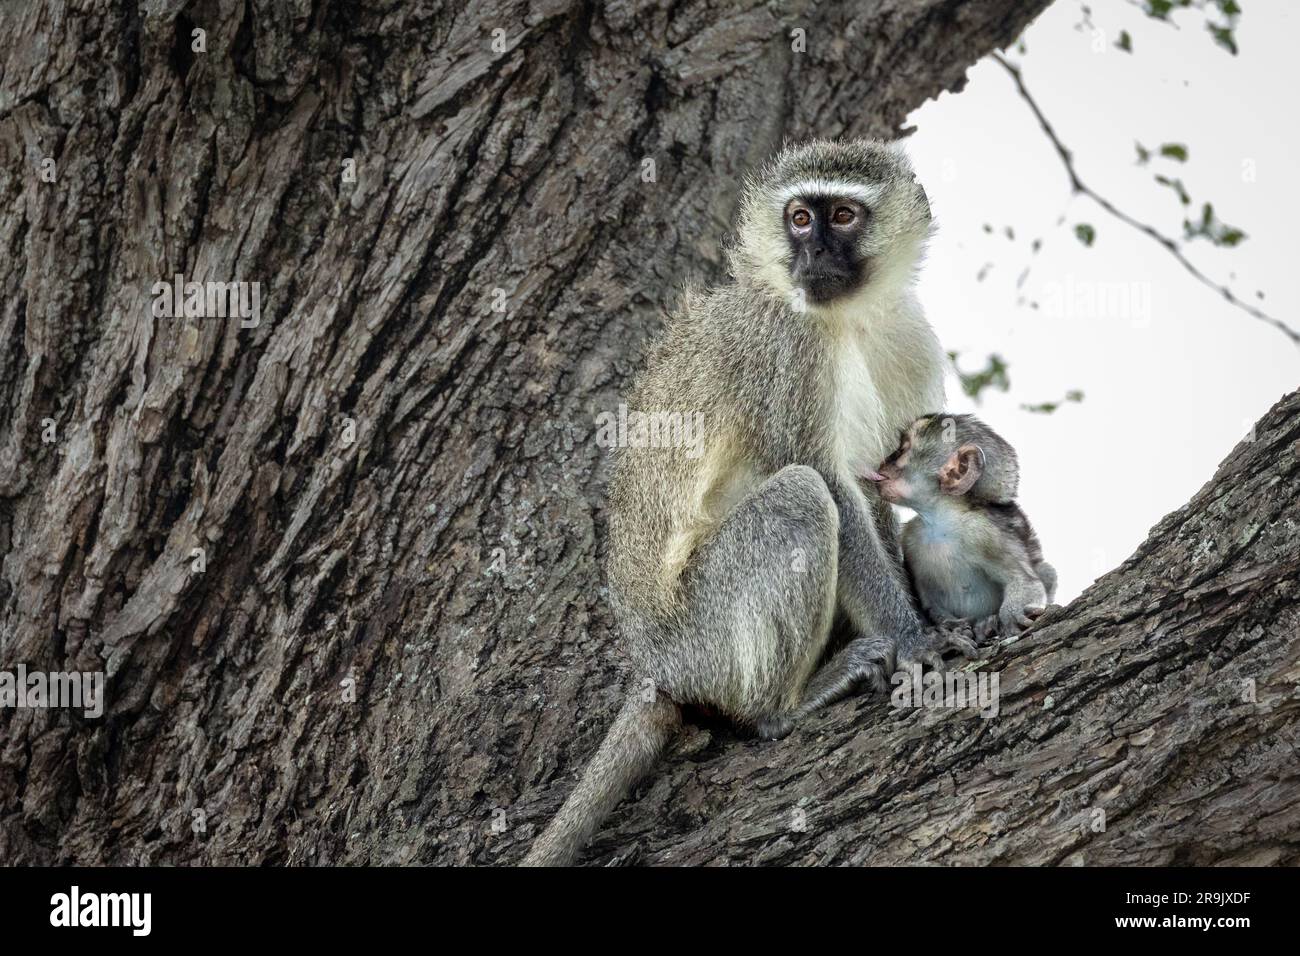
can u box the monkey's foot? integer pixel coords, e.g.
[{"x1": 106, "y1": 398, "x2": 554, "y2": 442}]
[
  {"x1": 755, "y1": 713, "x2": 795, "y2": 740},
  {"x1": 796, "y1": 636, "x2": 894, "y2": 717}
]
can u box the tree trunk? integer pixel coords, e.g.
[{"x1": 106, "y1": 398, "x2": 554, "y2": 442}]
[{"x1": 22, "y1": 0, "x2": 1266, "y2": 867}]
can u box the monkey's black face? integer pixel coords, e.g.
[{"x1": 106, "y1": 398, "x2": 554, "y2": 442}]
[{"x1": 785, "y1": 196, "x2": 868, "y2": 303}]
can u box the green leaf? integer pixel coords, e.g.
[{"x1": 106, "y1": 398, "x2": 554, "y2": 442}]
[
  {"x1": 1159, "y1": 143, "x2": 1189, "y2": 162},
  {"x1": 950, "y1": 352, "x2": 1011, "y2": 403},
  {"x1": 1155, "y1": 174, "x2": 1191, "y2": 205},
  {"x1": 1074, "y1": 223, "x2": 1096, "y2": 247},
  {"x1": 1142, "y1": 0, "x2": 1177, "y2": 21},
  {"x1": 1182, "y1": 201, "x2": 1249, "y2": 247},
  {"x1": 1116, "y1": 30, "x2": 1133, "y2": 52},
  {"x1": 1208, "y1": 24, "x2": 1238, "y2": 54},
  {"x1": 1135, "y1": 141, "x2": 1151, "y2": 165},
  {"x1": 1022, "y1": 391, "x2": 1084, "y2": 414}
]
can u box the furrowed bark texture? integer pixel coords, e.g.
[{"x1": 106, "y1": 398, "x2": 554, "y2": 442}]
[
  {"x1": 5, "y1": 0, "x2": 1204, "y2": 867},
  {"x1": 581, "y1": 391, "x2": 1300, "y2": 866}
]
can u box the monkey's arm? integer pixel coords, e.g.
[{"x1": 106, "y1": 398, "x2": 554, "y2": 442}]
[
  {"x1": 824, "y1": 475, "x2": 976, "y2": 670},
  {"x1": 869, "y1": 495, "x2": 905, "y2": 579},
  {"x1": 899, "y1": 520, "x2": 986, "y2": 653},
  {"x1": 827, "y1": 475, "x2": 919, "y2": 638},
  {"x1": 979, "y1": 539, "x2": 1049, "y2": 635},
  {"x1": 1035, "y1": 560, "x2": 1058, "y2": 604},
  {"x1": 911, "y1": 578, "x2": 957, "y2": 630},
  {"x1": 898, "y1": 518, "x2": 945, "y2": 626}
]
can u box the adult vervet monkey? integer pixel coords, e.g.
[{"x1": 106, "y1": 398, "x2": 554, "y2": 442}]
[{"x1": 524, "y1": 140, "x2": 974, "y2": 866}]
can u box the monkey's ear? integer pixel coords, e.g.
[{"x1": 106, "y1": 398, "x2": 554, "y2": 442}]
[{"x1": 938, "y1": 444, "x2": 983, "y2": 496}]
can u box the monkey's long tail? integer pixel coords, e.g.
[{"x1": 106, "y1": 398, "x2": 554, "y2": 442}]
[{"x1": 521, "y1": 690, "x2": 681, "y2": 866}]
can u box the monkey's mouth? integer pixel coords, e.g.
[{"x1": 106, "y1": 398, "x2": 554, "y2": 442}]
[
  {"x1": 795, "y1": 264, "x2": 866, "y2": 303},
  {"x1": 863, "y1": 469, "x2": 903, "y2": 503}
]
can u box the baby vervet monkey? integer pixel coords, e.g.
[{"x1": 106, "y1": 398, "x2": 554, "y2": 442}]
[{"x1": 864, "y1": 414, "x2": 1057, "y2": 640}]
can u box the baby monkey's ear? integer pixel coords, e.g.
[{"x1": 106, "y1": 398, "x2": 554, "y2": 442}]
[{"x1": 938, "y1": 443, "x2": 984, "y2": 496}]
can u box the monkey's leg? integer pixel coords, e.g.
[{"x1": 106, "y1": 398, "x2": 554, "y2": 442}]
[
  {"x1": 796, "y1": 620, "x2": 979, "y2": 718},
  {"x1": 795, "y1": 634, "x2": 894, "y2": 717},
  {"x1": 671, "y1": 465, "x2": 840, "y2": 740},
  {"x1": 824, "y1": 476, "x2": 978, "y2": 675}
]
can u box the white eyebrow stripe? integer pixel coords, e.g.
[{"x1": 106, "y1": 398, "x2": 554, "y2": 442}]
[{"x1": 776, "y1": 179, "x2": 883, "y2": 206}]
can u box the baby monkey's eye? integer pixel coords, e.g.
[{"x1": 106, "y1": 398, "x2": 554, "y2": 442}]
[
  {"x1": 832, "y1": 206, "x2": 856, "y2": 225},
  {"x1": 791, "y1": 208, "x2": 812, "y2": 228}
]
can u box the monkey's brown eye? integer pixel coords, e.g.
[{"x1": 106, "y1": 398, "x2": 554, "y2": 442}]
[
  {"x1": 833, "y1": 207, "x2": 855, "y2": 225},
  {"x1": 791, "y1": 208, "x2": 811, "y2": 228}
]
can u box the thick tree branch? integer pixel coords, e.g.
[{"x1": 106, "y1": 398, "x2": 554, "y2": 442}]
[{"x1": 514, "y1": 391, "x2": 1300, "y2": 865}]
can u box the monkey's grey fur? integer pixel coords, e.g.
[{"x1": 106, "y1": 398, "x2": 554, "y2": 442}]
[
  {"x1": 523, "y1": 140, "x2": 976, "y2": 867},
  {"x1": 873, "y1": 413, "x2": 1057, "y2": 640}
]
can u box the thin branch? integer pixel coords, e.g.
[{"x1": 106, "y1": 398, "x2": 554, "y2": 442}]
[{"x1": 992, "y1": 51, "x2": 1300, "y2": 347}]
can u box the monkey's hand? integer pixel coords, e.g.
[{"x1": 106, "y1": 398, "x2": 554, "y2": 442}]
[
  {"x1": 935, "y1": 617, "x2": 978, "y2": 641},
  {"x1": 896, "y1": 624, "x2": 979, "y2": 674},
  {"x1": 981, "y1": 601, "x2": 1044, "y2": 640},
  {"x1": 974, "y1": 614, "x2": 1001, "y2": 642}
]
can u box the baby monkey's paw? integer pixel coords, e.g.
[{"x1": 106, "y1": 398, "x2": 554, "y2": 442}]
[
  {"x1": 978, "y1": 604, "x2": 1045, "y2": 641},
  {"x1": 1000, "y1": 603, "x2": 1044, "y2": 636},
  {"x1": 974, "y1": 614, "x2": 1001, "y2": 642},
  {"x1": 935, "y1": 618, "x2": 978, "y2": 641}
]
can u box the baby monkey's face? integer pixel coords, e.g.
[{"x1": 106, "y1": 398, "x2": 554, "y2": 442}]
[
  {"x1": 864, "y1": 416, "x2": 986, "y2": 512},
  {"x1": 866, "y1": 425, "x2": 928, "y2": 508}
]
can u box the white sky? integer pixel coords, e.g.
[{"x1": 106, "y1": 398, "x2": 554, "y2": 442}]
[{"x1": 904, "y1": 0, "x2": 1299, "y2": 602}]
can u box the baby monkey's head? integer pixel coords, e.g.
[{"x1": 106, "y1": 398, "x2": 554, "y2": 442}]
[{"x1": 866, "y1": 414, "x2": 1019, "y2": 512}]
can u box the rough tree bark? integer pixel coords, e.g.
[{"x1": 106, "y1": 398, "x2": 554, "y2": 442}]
[
  {"x1": 575, "y1": 390, "x2": 1300, "y2": 865},
  {"x1": 9, "y1": 0, "x2": 1286, "y2": 870}
]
